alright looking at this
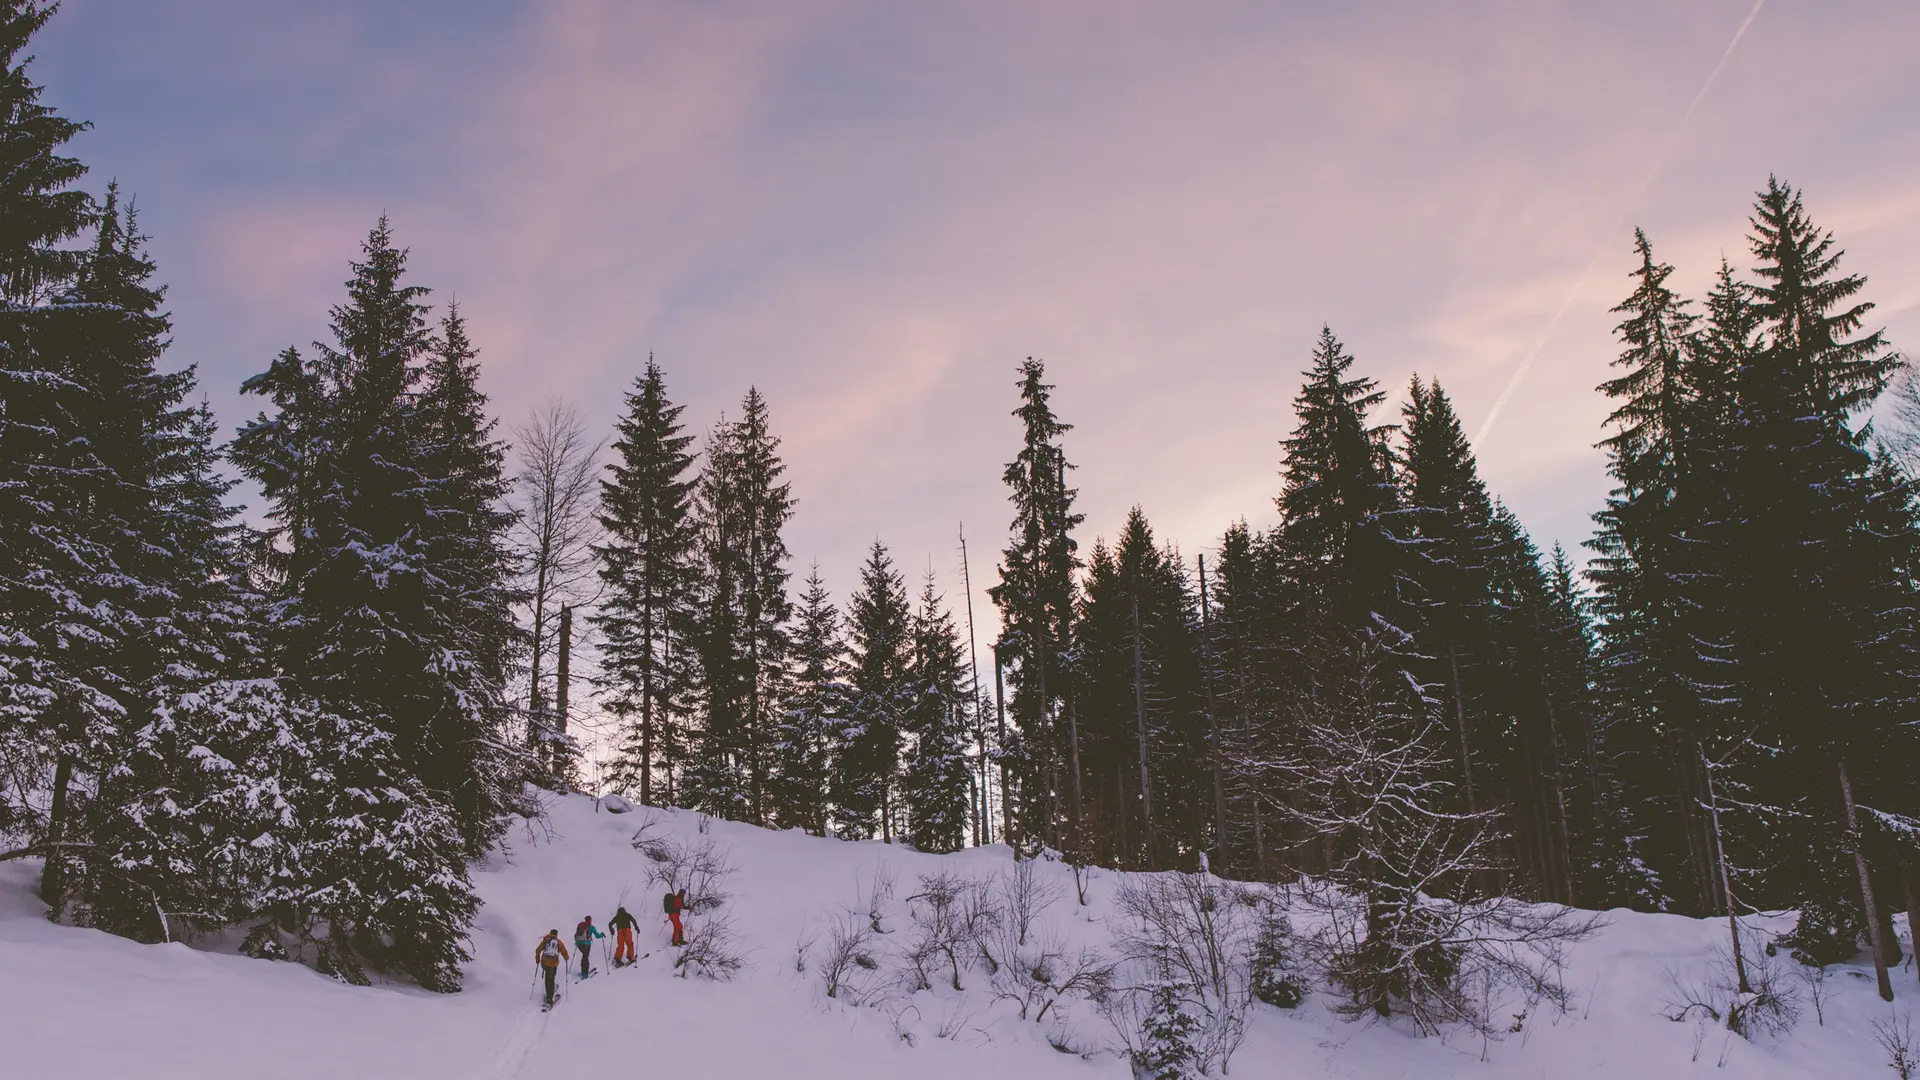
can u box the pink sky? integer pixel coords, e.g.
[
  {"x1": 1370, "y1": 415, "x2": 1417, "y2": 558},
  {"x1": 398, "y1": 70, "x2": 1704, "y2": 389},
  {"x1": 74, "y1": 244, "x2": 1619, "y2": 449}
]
[{"x1": 38, "y1": 0, "x2": 1920, "y2": 631}]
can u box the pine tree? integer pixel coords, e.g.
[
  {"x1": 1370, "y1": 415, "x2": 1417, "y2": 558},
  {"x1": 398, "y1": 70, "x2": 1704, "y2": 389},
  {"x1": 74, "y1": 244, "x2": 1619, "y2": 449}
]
[
  {"x1": 1076, "y1": 509, "x2": 1208, "y2": 869},
  {"x1": 1723, "y1": 180, "x2": 1908, "y2": 988},
  {"x1": 416, "y1": 301, "x2": 522, "y2": 850},
  {"x1": 1398, "y1": 376, "x2": 1498, "y2": 818},
  {"x1": 0, "y1": 0, "x2": 101, "y2": 880},
  {"x1": 230, "y1": 218, "x2": 484, "y2": 987},
  {"x1": 903, "y1": 570, "x2": 971, "y2": 853},
  {"x1": 685, "y1": 389, "x2": 794, "y2": 822},
  {"x1": 770, "y1": 567, "x2": 844, "y2": 834},
  {"x1": 833, "y1": 541, "x2": 910, "y2": 840},
  {"x1": 595, "y1": 359, "x2": 698, "y2": 807},
  {"x1": 1586, "y1": 229, "x2": 1728, "y2": 915},
  {"x1": 42, "y1": 190, "x2": 277, "y2": 934},
  {"x1": 988, "y1": 359, "x2": 1084, "y2": 853},
  {"x1": 1275, "y1": 327, "x2": 1401, "y2": 632}
]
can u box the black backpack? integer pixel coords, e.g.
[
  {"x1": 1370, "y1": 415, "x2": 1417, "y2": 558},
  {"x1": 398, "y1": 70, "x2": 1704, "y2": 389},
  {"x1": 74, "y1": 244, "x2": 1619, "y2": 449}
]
[{"x1": 663, "y1": 891, "x2": 677, "y2": 915}]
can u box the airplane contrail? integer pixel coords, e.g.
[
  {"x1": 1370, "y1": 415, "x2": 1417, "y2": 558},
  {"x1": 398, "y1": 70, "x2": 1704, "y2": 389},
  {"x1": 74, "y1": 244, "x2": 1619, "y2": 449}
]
[{"x1": 1471, "y1": 0, "x2": 1767, "y2": 452}]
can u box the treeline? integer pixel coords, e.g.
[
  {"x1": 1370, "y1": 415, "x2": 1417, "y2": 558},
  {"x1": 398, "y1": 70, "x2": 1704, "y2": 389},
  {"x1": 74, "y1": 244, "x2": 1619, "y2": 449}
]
[{"x1": 5, "y1": 0, "x2": 1919, "y2": 1006}]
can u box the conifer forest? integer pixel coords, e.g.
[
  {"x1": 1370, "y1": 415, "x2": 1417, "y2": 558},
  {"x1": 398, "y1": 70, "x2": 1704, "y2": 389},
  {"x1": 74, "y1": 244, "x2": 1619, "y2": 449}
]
[{"x1": 5, "y1": 0, "x2": 1920, "y2": 1030}]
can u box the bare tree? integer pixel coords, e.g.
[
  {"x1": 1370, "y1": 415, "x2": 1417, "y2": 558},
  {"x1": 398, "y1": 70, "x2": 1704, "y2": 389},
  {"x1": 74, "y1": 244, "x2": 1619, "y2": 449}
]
[{"x1": 514, "y1": 399, "x2": 603, "y2": 782}]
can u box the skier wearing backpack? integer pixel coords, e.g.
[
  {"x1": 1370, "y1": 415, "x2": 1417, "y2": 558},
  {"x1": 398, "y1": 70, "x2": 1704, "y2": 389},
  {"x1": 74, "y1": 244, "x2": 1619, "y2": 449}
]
[
  {"x1": 533, "y1": 930, "x2": 569, "y2": 1008},
  {"x1": 573, "y1": 916, "x2": 604, "y2": 978},
  {"x1": 609, "y1": 905, "x2": 640, "y2": 967},
  {"x1": 663, "y1": 888, "x2": 688, "y2": 947}
]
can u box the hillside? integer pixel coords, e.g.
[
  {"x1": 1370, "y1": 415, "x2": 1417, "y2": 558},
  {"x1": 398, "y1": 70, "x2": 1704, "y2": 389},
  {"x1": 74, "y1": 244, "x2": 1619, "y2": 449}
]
[{"x1": 0, "y1": 793, "x2": 1904, "y2": 1078}]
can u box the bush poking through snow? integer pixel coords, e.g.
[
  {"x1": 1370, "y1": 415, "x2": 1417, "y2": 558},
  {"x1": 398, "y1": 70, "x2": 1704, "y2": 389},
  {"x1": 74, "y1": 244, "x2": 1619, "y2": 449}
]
[
  {"x1": 1874, "y1": 1011, "x2": 1919, "y2": 1079},
  {"x1": 1000, "y1": 857, "x2": 1064, "y2": 947},
  {"x1": 902, "y1": 871, "x2": 1000, "y2": 992},
  {"x1": 815, "y1": 910, "x2": 881, "y2": 1002},
  {"x1": 1106, "y1": 872, "x2": 1256, "y2": 1073},
  {"x1": 1660, "y1": 940, "x2": 1799, "y2": 1039},
  {"x1": 983, "y1": 922, "x2": 1115, "y2": 1024},
  {"x1": 674, "y1": 909, "x2": 748, "y2": 981},
  {"x1": 635, "y1": 828, "x2": 738, "y2": 914}
]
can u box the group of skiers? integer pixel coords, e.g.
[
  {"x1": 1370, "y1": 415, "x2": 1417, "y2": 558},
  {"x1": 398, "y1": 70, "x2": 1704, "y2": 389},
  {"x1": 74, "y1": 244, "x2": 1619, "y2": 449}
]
[{"x1": 532, "y1": 889, "x2": 691, "y2": 1008}]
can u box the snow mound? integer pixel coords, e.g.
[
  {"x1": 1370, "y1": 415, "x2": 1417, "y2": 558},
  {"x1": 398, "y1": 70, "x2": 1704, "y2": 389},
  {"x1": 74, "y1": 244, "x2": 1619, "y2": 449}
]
[{"x1": 0, "y1": 793, "x2": 1905, "y2": 1078}]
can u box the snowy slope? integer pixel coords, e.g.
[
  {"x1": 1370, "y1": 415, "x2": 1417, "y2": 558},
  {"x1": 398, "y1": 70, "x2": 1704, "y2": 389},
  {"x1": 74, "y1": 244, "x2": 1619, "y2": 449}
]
[{"x1": 0, "y1": 793, "x2": 1907, "y2": 1078}]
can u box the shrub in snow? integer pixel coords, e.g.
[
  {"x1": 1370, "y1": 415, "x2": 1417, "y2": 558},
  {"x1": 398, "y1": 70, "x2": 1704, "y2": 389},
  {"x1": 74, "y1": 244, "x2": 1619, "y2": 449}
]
[
  {"x1": 1106, "y1": 872, "x2": 1255, "y2": 1073},
  {"x1": 1129, "y1": 979, "x2": 1203, "y2": 1080},
  {"x1": 1249, "y1": 911, "x2": 1306, "y2": 1009},
  {"x1": 1873, "y1": 1011, "x2": 1919, "y2": 1079},
  {"x1": 600, "y1": 794, "x2": 635, "y2": 814}
]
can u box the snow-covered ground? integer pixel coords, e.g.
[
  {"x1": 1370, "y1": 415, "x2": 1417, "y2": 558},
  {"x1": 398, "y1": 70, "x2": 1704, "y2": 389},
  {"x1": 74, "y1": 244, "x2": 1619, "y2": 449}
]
[{"x1": 0, "y1": 793, "x2": 1908, "y2": 1077}]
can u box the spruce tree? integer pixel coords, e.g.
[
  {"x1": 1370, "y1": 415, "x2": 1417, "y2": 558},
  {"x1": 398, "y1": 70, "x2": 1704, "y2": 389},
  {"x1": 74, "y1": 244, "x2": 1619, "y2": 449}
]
[
  {"x1": 902, "y1": 570, "x2": 971, "y2": 853},
  {"x1": 230, "y1": 218, "x2": 484, "y2": 987},
  {"x1": 1274, "y1": 327, "x2": 1401, "y2": 632},
  {"x1": 0, "y1": 0, "x2": 100, "y2": 877},
  {"x1": 833, "y1": 541, "x2": 910, "y2": 840},
  {"x1": 1725, "y1": 180, "x2": 1907, "y2": 985},
  {"x1": 1398, "y1": 376, "x2": 1498, "y2": 817},
  {"x1": 595, "y1": 359, "x2": 698, "y2": 806},
  {"x1": 416, "y1": 301, "x2": 521, "y2": 849},
  {"x1": 770, "y1": 567, "x2": 844, "y2": 834},
  {"x1": 44, "y1": 190, "x2": 276, "y2": 934},
  {"x1": 987, "y1": 359, "x2": 1084, "y2": 852},
  {"x1": 685, "y1": 389, "x2": 794, "y2": 822}
]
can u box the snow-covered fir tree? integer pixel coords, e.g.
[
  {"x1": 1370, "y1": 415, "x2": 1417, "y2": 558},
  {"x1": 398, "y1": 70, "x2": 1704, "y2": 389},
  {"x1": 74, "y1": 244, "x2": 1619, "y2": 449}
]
[
  {"x1": 988, "y1": 358, "x2": 1083, "y2": 854},
  {"x1": 902, "y1": 569, "x2": 971, "y2": 854},
  {"x1": 230, "y1": 218, "x2": 500, "y2": 988},
  {"x1": 684, "y1": 389, "x2": 794, "y2": 823},
  {"x1": 833, "y1": 541, "x2": 910, "y2": 841},
  {"x1": 595, "y1": 358, "x2": 699, "y2": 807},
  {"x1": 770, "y1": 567, "x2": 844, "y2": 834}
]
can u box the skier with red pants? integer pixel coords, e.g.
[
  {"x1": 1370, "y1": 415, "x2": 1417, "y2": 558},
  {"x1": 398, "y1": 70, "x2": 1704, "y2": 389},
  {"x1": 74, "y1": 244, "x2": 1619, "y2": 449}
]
[
  {"x1": 664, "y1": 888, "x2": 688, "y2": 946},
  {"x1": 609, "y1": 906, "x2": 639, "y2": 967}
]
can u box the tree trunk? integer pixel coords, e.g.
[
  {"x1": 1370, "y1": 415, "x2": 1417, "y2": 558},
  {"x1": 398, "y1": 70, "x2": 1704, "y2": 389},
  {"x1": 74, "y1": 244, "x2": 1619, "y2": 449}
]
[
  {"x1": 1130, "y1": 588, "x2": 1155, "y2": 869},
  {"x1": 1700, "y1": 744, "x2": 1750, "y2": 994},
  {"x1": 1902, "y1": 854, "x2": 1920, "y2": 987},
  {"x1": 1532, "y1": 607, "x2": 1576, "y2": 905},
  {"x1": 994, "y1": 646, "x2": 1011, "y2": 846},
  {"x1": 1197, "y1": 554, "x2": 1229, "y2": 875},
  {"x1": 1447, "y1": 642, "x2": 1478, "y2": 814},
  {"x1": 1839, "y1": 756, "x2": 1894, "y2": 1002},
  {"x1": 40, "y1": 748, "x2": 74, "y2": 908},
  {"x1": 555, "y1": 605, "x2": 572, "y2": 788}
]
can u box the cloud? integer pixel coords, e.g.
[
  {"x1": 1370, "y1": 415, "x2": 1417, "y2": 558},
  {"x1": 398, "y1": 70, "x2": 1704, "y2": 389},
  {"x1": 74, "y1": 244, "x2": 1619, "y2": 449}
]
[{"x1": 35, "y1": 0, "x2": 1920, "y2": 620}]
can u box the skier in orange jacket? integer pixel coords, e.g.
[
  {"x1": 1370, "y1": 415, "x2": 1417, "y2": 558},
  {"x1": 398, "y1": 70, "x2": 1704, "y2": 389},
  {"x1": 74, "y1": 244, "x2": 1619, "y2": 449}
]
[{"x1": 533, "y1": 930, "x2": 569, "y2": 1008}]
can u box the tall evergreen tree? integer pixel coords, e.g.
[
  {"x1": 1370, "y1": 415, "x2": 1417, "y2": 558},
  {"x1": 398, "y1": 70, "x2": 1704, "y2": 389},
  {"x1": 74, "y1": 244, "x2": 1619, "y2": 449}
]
[
  {"x1": 833, "y1": 542, "x2": 910, "y2": 840},
  {"x1": 230, "y1": 218, "x2": 486, "y2": 987},
  {"x1": 1398, "y1": 376, "x2": 1498, "y2": 818},
  {"x1": 1722, "y1": 180, "x2": 1909, "y2": 984},
  {"x1": 416, "y1": 301, "x2": 522, "y2": 848},
  {"x1": 771, "y1": 567, "x2": 844, "y2": 834},
  {"x1": 595, "y1": 359, "x2": 698, "y2": 806},
  {"x1": 1275, "y1": 327, "x2": 1401, "y2": 632},
  {"x1": 684, "y1": 389, "x2": 794, "y2": 822},
  {"x1": 0, "y1": 0, "x2": 101, "y2": 876},
  {"x1": 903, "y1": 570, "x2": 971, "y2": 853},
  {"x1": 988, "y1": 359, "x2": 1084, "y2": 853}
]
